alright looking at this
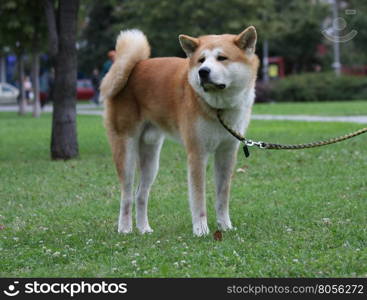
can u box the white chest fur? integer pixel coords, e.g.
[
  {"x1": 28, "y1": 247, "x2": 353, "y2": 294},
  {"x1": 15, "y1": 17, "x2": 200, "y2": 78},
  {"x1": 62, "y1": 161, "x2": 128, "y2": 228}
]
[{"x1": 196, "y1": 88, "x2": 255, "y2": 153}]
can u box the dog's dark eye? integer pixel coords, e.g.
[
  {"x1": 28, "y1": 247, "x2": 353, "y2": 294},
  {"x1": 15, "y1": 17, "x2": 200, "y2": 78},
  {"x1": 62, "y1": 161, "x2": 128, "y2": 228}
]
[
  {"x1": 198, "y1": 57, "x2": 205, "y2": 63},
  {"x1": 217, "y1": 56, "x2": 228, "y2": 61}
]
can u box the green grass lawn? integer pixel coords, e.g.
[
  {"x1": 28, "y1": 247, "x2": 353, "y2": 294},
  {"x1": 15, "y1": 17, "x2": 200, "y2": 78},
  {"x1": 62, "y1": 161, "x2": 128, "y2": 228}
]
[
  {"x1": 253, "y1": 100, "x2": 367, "y2": 116},
  {"x1": 0, "y1": 108, "x2": 366, "y2": 277}
]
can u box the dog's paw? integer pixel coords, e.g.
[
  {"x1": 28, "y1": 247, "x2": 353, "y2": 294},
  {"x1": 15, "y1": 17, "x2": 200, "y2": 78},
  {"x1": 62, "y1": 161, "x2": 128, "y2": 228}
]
[
  {"x1": 118, "y1": 227, "x2": 132, "y2": 234},
  {"x1": 118, "y1": 223, "x2": 132, "y2": 234},
  {"x1": 137, "y1": 224, "x2": 154, "y2": 234},
  {"x1": 193, "y1": 220, "x2": 210, "y2": 237},
  {"x1": 217, "y1": 219, "x2": 233, "y2": 231},
  {"x1": 118, "y1": 213, "x2": 132, "y2": 234}
]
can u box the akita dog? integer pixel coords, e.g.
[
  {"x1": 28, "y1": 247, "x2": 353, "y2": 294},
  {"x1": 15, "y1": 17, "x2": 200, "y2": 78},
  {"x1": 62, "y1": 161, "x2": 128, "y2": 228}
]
[{"x1": 101, "y1": 27, "x2": 259, "y2": 236}]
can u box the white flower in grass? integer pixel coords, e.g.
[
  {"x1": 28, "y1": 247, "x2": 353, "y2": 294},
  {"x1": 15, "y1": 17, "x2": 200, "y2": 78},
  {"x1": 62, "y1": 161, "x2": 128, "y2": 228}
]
[
  {"x1": 321, "y1": 218, "x2": 332, "y2": 225},
  {"x1": 131, "y1": 260, "x2": 137, "y2": 266},
  {"x1": 286, "y1": 227, "x2": 293, "y2": 233},
  {"x1": 13, "y1": 237, "x2": 19, "y2": 241},
  {"x1": 134, "y1": 253, "x2": 140, "y2": 257},
  {"x1": 53, "y1": 251, "x2": 61, "y2": 257},
  {"x1": 292, "y1": 259, "x2": 299, "y2": 263},
  {"x1": 86, "y1": 239, "x2": 93, "y2": 245},
  {"x1": 143, "y1": 270, "x2": 148, "y2": 275},
  {"x1": 156, "y1": 240, "x2": 161, "y2": 244},
  {"x1": 343, "y1": 241, "x2": 350, "y2": 248},
  {"x1": 173, "y1": 262, "x2": 179, "y2": 267}
]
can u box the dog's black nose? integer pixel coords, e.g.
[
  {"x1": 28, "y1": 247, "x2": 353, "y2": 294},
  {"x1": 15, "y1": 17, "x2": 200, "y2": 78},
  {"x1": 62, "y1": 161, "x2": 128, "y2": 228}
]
[{"x1": 198, "y1": 67, "x2": 210, "y2": 79}]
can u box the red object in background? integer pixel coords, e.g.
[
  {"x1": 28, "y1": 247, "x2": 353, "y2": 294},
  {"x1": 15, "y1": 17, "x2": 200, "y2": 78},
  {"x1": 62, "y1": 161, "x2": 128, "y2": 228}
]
[
  {"x1": 76, "y1": 79, "x2": 95, "y2": 100},
  {"x1": 40, "y1": 91, "x2": 47, "y2": 102},
  {"x1": 40, "y1": 79, "x2": 95, "y2": 104},
  {"x1": 268, "y1": 56, "x2": 285, "y2": 78},
  {"x1": 317, "y1": 44, "x2": 328, "y2": 56},
  {"x1": 342, "y1": 66, "x2": 367, "y2": 76}
]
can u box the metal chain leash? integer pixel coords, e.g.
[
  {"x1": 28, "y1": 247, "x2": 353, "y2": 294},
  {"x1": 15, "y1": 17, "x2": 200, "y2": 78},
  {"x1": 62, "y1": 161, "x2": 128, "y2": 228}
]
[{"x1": 217, "y1": 109, "x2": 367, "y2": 158}]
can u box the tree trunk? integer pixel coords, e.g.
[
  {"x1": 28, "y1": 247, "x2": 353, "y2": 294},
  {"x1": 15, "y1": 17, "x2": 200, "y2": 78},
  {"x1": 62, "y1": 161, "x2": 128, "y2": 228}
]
[
  {"x1": 18, "y1": 54, "x2": 27, "y2": 115},
  {"x1": 50, "y1": 0, "x2": 79, "y2": 160},
  {"x1": 32, "y1": 52, "x2": 41, "y2": 118}
]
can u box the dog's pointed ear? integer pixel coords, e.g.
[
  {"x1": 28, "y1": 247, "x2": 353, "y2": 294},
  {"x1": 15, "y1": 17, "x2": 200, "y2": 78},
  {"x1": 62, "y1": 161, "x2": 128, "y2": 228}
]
[
  {"x1": 235, "y1": 26, "x2": 257, "y2": 56},
  {"x1": 179, "y1": 34, "x2": 199, "y2": 57}
]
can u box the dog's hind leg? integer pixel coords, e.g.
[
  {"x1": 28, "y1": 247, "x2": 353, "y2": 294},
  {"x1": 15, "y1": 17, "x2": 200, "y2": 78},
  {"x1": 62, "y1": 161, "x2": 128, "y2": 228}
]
[
  {"x1": 136, "y1": 125, "x2": 164, "y2": 234},
  {"x1": 214, "y1": 142, "x2": 239, "y2": 231},
  {"x1": 109, "y1": 132, "x2": 138, "y2": 234}
]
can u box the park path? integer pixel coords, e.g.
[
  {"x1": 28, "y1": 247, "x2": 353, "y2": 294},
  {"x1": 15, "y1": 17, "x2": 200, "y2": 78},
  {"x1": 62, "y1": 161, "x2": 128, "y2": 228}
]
[
  {"x1": 251, "y1": 114, "x2": 367, "y2": 124},
  {"x1": 1, "y1": 104, "x2": 367, "y2": 124}
]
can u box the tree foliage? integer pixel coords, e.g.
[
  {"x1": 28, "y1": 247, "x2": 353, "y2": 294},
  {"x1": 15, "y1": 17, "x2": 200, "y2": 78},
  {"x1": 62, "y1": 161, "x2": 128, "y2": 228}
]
[
  {"x1": 78, "y1": 0, "x2": 120, "y2": 74},
  {"x1": 270, "y1": 1, "x2": 328, "y2": 73},
  {"x1": 0, "y1": 0, "x2": 47, "y2": 54},
  {"x1": 0, "y1": 0, "x2": 47, "y2": 116},
  {"x1": 115, "y1": 0, "x2": 271, "y2": 57},
  {"x1": 78, "y1": 0, "x2": 330, "y2": 74}
]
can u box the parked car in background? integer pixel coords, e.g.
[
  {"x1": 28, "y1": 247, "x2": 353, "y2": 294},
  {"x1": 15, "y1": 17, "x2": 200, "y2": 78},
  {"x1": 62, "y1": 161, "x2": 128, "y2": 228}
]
[
  {"x1": 77, "y1": 79, "x2": 95, "y2": 101},
  {"x1": 0, "y1": 83, "x2": 19, "y2": 104},
  {"x1": 40, "y1": 78, "x2": 95, "y2": 106}
]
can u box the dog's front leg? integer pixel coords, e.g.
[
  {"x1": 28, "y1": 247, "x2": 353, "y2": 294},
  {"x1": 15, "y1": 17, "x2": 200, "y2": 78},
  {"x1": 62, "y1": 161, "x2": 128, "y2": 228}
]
[
  {"x1": 214, "y1": 142, "x2": 239, "y2": 231},
  {"x1": 187, "y1": 150, "x2": 209, "y2": 236}
]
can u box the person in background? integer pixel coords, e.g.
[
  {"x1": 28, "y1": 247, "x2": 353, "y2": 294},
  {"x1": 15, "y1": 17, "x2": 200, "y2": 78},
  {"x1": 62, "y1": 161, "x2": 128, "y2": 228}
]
[
  {"x1": 23, "y1": 76, "x2": 32, "y2": 104},
  {"x1": 100, "y1": 50, "x2": 116, "y2": 79},
  {"x1": 91, "y1": 68, "x2": 100, "y2": 105}
]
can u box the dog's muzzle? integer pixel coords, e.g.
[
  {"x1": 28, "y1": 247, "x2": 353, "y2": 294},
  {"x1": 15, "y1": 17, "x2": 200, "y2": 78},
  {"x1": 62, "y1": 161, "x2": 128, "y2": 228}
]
[{"x1": 198, "y1": 67, "x2": 226, "y2": 91}]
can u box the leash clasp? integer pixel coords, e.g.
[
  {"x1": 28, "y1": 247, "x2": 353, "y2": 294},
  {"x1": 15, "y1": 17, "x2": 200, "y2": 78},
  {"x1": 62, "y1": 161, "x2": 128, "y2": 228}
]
[{"x1": 245, "y1": 140, "x2": 266, "y2": 149}]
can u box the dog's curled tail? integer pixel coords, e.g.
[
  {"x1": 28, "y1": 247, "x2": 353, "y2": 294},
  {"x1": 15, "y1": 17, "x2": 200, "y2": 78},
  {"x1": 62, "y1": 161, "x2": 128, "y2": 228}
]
[{"x1": 100, "y1": 29, "x2": 150, "y2": 101}]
